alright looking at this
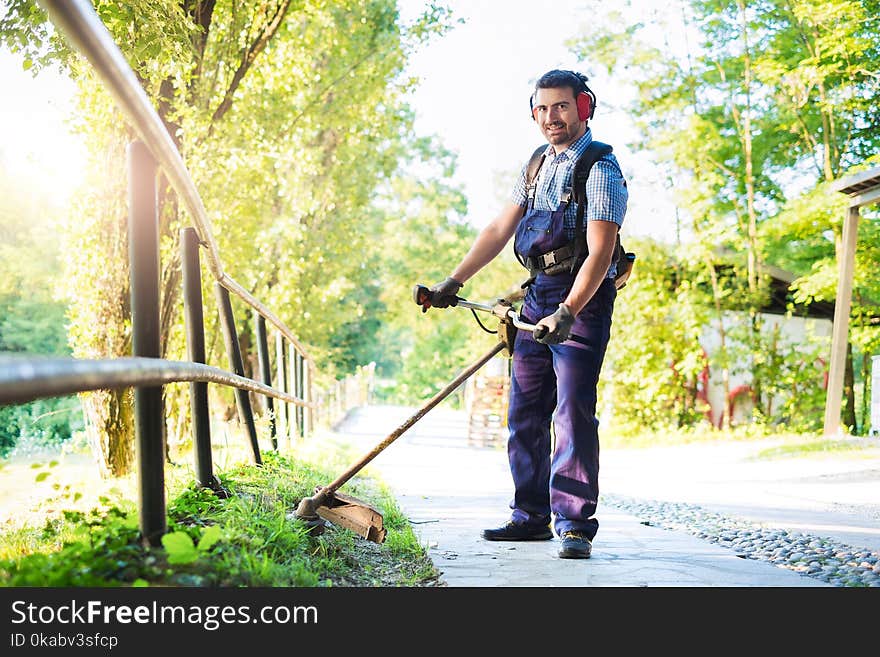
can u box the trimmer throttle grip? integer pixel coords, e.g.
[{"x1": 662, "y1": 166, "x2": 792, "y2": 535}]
[
  {"x1": 413, "y1": 284, "x2": 431, "y2": 307},
  {"x1": 413, "y1": 283, "x2": 461, "y2": 313}
]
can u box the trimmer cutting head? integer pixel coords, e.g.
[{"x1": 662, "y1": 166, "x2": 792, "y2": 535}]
[
  {"x1": 295, "y1": 488, "x2": 386, "y2": 544},
  {"x1": 315, "y1": 491, "x2": 386, "y2": 543}
]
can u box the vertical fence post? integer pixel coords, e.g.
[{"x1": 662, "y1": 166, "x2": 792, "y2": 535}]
[
  {"x1": 823, "y1": 204, "x2": 860, "y2": 437},
  {"x1": 254, "y1": 311, "x2": 277, "y2": 450},
  {"x1": 303, "y1": 359, "x2": 311, "y2": 437},
  {"x1": 294, "y1": 350, "x2": 304, "y2": 438},
  {"x1": 127, "y1": 140, "x2": 165, "y2": 546},
  {"x1": 292, "y1": 350, "x2": 303, "y2": 438},
  {"x1": 214, "y1": 283, "x2": 262, "y2": 464},
  {"x1": 180, "y1": 227, "x2": 218, "y2": 490},
  {"x1": 275, "y1": 333, "x2": 290, "y2": 448},
  {"x1": 288, "y1": 345, "x2": 300, "y2": 442}
]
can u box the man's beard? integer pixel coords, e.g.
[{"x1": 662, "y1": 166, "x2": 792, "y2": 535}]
[{"x1": 543, "y1": 122, "x2": 576, "y2": 145}]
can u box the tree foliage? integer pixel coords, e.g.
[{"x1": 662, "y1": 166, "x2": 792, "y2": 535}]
[
  {"x1": 0, "y1": 161, "x2": 83, "y2": 454},
  {"x1": 0, "y1": 0, "x2": 463, "y2": 472},
  {"x1": 598, "y1": 238, "x2": 713, "y2": 433},
  {"x1": 570, "y1": 0, "x2": 879, "y2": 434}
]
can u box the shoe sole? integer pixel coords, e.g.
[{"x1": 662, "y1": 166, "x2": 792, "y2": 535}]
[
  {"x1": 558, "y1": 548, "x2": 591, "y2": 559},
  {"x1": 481, "y1": 532, "x2": 553, "y2": 542}
]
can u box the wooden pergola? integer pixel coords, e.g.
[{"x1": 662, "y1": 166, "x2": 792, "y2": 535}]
[{"x1": 824, "y1": 165, "x2": 880, "y2": 436}]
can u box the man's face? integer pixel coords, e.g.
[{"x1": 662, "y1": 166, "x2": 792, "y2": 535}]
[{"x1": 531, "y1": 86, "x2": 585, "y2": 151}]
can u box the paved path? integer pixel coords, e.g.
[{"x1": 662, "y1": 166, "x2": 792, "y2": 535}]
[{"x1": 328, "y1": 405, "x2": 880, "y2": 587}]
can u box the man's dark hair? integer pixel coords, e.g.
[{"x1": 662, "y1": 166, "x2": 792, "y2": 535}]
[{"x1": 534, "y1": 69, "x2": 590, "y2": 98}]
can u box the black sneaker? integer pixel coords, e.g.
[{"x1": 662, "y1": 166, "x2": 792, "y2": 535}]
[
  {"x1": 558, "y1": 531, "x2": 592, "y2": 559},
  {"x1": 482, "y1": 521, "x2": 553, "y2": 541}
]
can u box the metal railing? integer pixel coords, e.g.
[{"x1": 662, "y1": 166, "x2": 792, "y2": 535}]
[{"x1": 0, "y1": 0, "x2": 329, "y2": 545}]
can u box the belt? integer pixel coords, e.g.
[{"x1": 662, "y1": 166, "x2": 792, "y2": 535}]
[{"x1": 524, "y1": 244, "x2": 578, "y2": 275}]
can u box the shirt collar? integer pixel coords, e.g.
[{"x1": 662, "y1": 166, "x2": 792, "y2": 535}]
[{"x1": 545, "y1": 128, "x2": 593, "y2": 162}]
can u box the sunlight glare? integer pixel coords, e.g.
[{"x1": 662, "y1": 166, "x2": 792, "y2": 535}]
[{"x1": 0, "y1": 51, "x2": 87, "y2": 210}]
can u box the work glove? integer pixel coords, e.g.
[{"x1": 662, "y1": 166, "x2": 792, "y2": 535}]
[
  {"x1": 423, "y1": 277, "x2": 463, "y2": 312},
  {"x1": 533, "y1": 303, "x2": 575, "y2": 344}
]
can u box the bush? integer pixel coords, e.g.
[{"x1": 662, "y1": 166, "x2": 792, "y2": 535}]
[{"x1": 0, "y1": 396, "x2": 84, "y2": 457}]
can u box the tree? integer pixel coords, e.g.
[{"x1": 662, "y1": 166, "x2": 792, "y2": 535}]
[
  {"x1": 570, "y1": 0, "x2": 880, "y2": 433},
  {"x1": 1, "y1": 0, "x2": 458, "y2": 474}
]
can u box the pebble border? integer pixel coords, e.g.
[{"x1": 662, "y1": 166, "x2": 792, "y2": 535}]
[{"x1": 602, "y1": 493, "x2": 880, "y2": 587}]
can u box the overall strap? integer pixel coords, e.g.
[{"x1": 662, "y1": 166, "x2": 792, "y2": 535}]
[{"x1": 524, "y1": 144, "x2": 548, "y2": 211}]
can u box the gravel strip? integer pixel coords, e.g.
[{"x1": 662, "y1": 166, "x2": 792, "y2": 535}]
[{"x1": 602, "y1": 493, "x2": 880, "y2": 587}]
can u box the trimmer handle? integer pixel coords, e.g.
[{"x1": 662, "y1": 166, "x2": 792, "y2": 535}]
[
  {"x1": 414, "y1": 284, "x2": 554, "y2": 348},
  {"x1": 412, "y1": 284, "x2": 432, "y2": 307},
  {"x1": 412, "y1": 283, "x2": 460, "y2": 313}
]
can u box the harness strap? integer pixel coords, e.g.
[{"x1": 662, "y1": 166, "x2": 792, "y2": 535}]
[
  {"x1": 569, "y1": 141, "x2": 613, "y2": 273},
  {"x1": 524, "y1": 144, "x2": 548, "y2": 211}
]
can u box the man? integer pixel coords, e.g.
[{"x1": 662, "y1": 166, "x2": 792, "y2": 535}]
[{"x1": 423, "y1": 69, "x2": 628, "y2": 559}]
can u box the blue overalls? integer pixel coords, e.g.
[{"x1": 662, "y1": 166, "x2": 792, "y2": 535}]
[{"x1": 508, "y1": 184, "x2": 617, "y2": 540}]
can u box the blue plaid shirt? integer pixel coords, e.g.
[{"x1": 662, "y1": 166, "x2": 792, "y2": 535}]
[{"x1": 510, "y1": 129, "x2": 628, "y2": 245}]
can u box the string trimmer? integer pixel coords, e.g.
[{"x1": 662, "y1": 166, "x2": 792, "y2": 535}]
[{"x1": 294, "y1": 285, "x2": 540, "y2": 543}]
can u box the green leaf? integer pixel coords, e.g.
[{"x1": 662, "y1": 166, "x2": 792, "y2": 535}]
[
  {"x1": 35, "y1": 471, "x2": 50, "y2": 482},
  {"x1": 131, "y1": 579, "x2": 150, "y2": 587},
  {"x1": 196, "y1": 525, "x2": 222, "y2": 553},
  {"x1": 161, "y1": 531, "x2": 198, "y2": 565}
]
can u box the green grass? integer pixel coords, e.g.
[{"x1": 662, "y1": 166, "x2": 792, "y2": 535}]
[
  {"x1": 0, "y1": 450, "x2": 440, "y2": 587},
  {"x1": 603, "y1": 424, "x2": 880, "y2": 462},
  {"x1": 602, "y1": 425, "x2": 773, "y2": 449},
  {"x1": 753, "y1": 437, "x2": 880, "y2": 460}
]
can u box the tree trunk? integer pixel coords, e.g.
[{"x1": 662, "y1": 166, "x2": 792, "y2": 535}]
[
  {"x1": 66, "y1": 128, "x2": 136, "y2": 478},
  {"x1": 80, "y1": 389, "x2": 134, "y2": 478},
  {"x1": 843, "y1": 341, "x2": 857, "y2": 432},
  {"x1": 706, "y1": 258, "x2": 731, "y2": 430}
]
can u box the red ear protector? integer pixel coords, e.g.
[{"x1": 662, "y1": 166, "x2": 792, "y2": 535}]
[
  {"x1": 575, "y1": 90, "x2": 593, "y2": 121},
  {"x1": 530, "y1": 71, "x2": 597, "y2": 122}
]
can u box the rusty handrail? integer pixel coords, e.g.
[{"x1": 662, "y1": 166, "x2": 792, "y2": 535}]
[{"x1": 0, "y1": 356, "x2": 314, "y2": 408}]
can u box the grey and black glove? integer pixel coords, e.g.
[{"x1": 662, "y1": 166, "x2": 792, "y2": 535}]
[
  {"x1": 533, "y1": 303, "x2": 575, "y2": 344},
  {"x1": 424, "y1": 277, "x2": 463, "y2": 312}
]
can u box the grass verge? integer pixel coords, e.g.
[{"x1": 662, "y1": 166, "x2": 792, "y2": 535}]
[
  {"x1": 752, "y1": 436, "x2": 880, "y2": 461},
  {"x1": 0, "y1": 450, "x2": 440, "y2": 587}
]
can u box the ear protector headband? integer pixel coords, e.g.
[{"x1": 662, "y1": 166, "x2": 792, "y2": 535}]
[{"x1": 530, "y1": 71, "x2": 597, "y2": 122}]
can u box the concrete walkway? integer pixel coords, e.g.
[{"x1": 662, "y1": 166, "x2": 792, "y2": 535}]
[{"x1": 328, "y1": 405, "x2": 880, "y2": 587}]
